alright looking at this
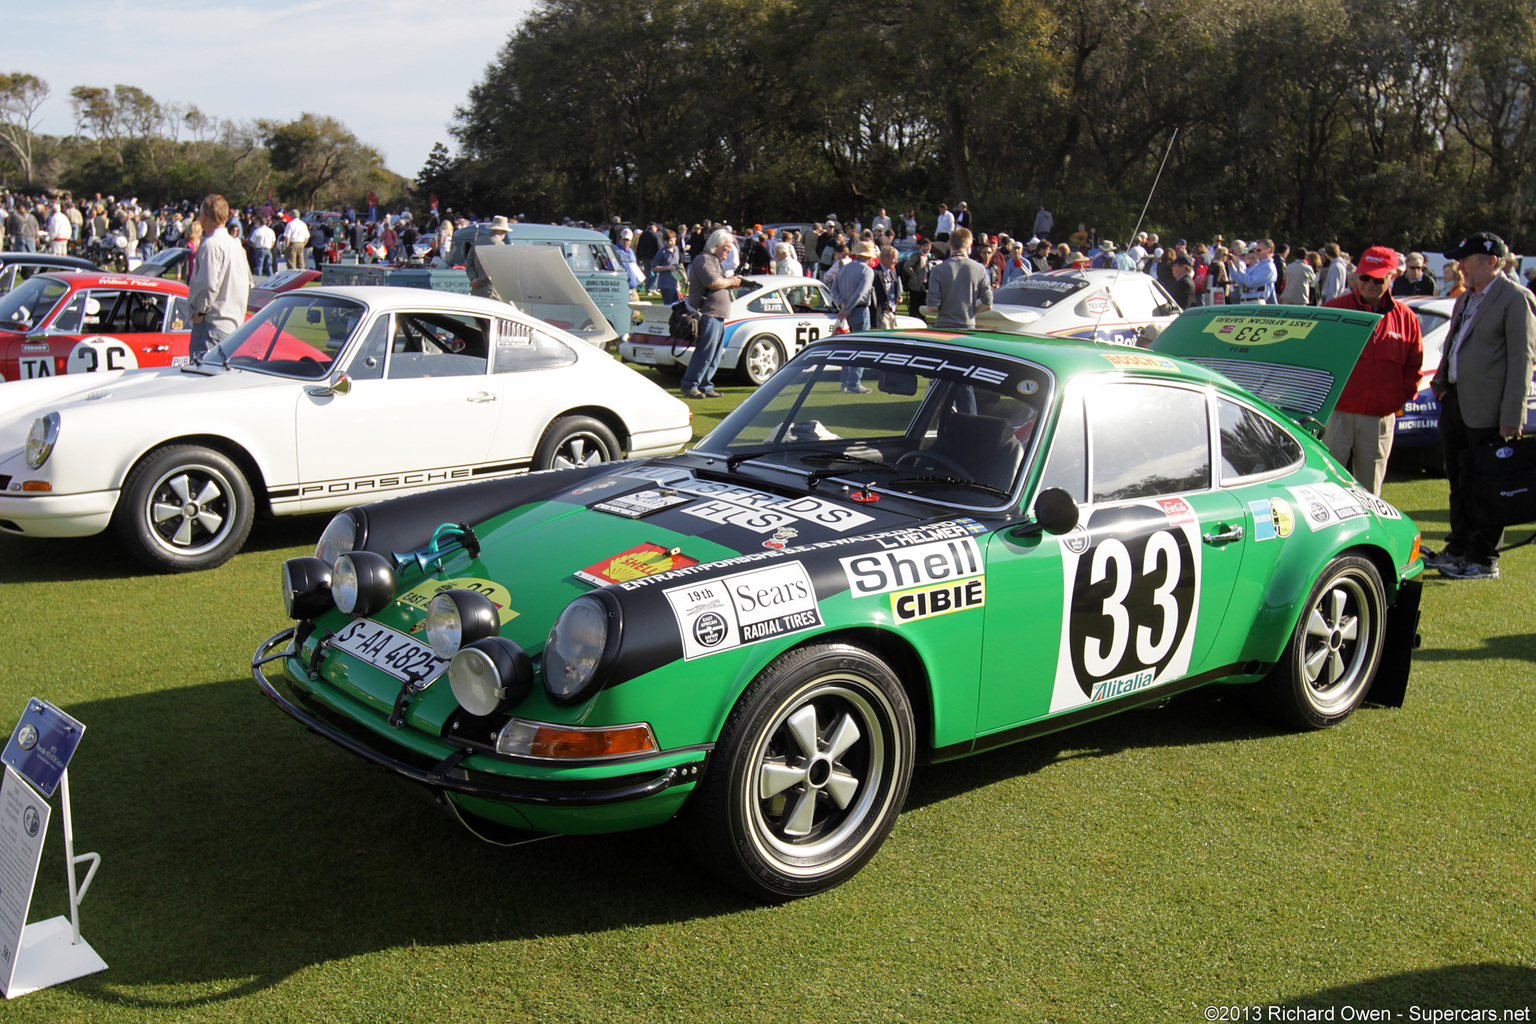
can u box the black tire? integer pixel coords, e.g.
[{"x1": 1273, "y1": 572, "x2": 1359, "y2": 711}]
[
  {"x1": 1259, "y1": 555, "x2": 1386, "y2": 729},
  {"x1": 734, "y1": 334, "x2": 784, "y2": 386},
  {"x1": 115, "y1": 444, "x2": 255, "y2": 572},
  {"x1": 690, "y1": 644, "x2": 915, "y2": 901},
  {"x1": 533, "y1": 415, "x2": 621, "y2": 472}
]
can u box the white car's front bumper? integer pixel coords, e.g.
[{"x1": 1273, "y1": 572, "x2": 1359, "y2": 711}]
[{"x1": 0, "y1": 488, "x2": 117, "y2": 538}]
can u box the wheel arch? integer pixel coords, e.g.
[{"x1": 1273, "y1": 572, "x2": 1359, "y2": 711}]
[
  {"x1": 542, "y1": 406, "x2": 631, "y2": 455},
  {"x1": 118, "y1": 433, "x2": 274, "y2": 515},
  {"x1": 1248, "y1": 540, "x2": 1403, "y2": 666}
]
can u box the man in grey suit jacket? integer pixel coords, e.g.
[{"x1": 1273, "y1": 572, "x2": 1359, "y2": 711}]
[{"x1": 1426, "y1": 232, "x2": 1536, "y2": 579}]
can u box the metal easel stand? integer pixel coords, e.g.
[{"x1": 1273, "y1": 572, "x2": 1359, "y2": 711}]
[{"x1": 6, "y1": 769, "x2": 106, "y2": 998}]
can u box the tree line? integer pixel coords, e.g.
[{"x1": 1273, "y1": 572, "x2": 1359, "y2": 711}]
[
  {"x1": 0, "y1": 75, "x2": 408, "y2": 213},
  {"x1": 431, "y1": 0, "x2": 1536, "y2": 253}
]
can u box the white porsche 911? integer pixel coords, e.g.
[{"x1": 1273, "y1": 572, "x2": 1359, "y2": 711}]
[{"x1": 0, "y1": 286, "x2": 691, "y2": 571}]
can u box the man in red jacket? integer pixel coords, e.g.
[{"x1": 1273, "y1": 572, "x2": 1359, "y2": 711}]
[{"x1": 1322, "y1": 245, "x2": 1423, "y2": 495}]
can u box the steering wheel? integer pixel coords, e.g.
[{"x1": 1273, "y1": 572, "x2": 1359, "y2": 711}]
[{"x1": 896, "y1": 449, "x2": 971, "y2": 478}]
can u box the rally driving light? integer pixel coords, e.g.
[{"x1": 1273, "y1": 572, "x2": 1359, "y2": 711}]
[
  {"x1": 425, "y1": 589, "x2": 500, "y2": 659},
  {"x1": 495, "y1": 719, "x2": 658, "y2": 760},
  {"x1": 330, "y1": 551, "x2": 395, "y2": 617},
  {"x1": 24, "y1": 412, "x2": 60, "y2": 469},
  {"x1": 281, "y1": 556, "x2": 333, "y2": 620},
  {"x1": 543, "y1": 593, "x2": 620, "y2": 705},
  {"x1": 314, "y1": 509, "x2": 364, "y2": 569},
  {"x1": 448, "y1": 637, "x2": 533, "y2": 716}
]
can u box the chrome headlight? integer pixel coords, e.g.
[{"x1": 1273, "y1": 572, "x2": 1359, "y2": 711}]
[
  {"x1": 448, "y1": 637, "x2": 533, "y2": 716},
  {"x1": 425, "y1": 589, "x2": 500, "y2": 659},
  {"x1": 281, "y1": 556, "x2": 333, "y2": 620},
  {"x1": 330, "y1": 551, "x2": 395, "y2": 617},
  {"x1": 314, "y1": 509, "x2": 364, "y2": 569},
  {"x1": 24, "y1": 412, "x2": 60, "y2": 469},
  {"x1": 543, "y1": 593, "x2": 620, "y2": 705}
]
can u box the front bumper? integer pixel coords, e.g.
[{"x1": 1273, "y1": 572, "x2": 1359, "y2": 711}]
[
  {"x1": 253, "y1": 628, "x2": 703, "y2": 813},
  {"x1": 0, "y1": 487, "x2": 117, "y2": 537}
]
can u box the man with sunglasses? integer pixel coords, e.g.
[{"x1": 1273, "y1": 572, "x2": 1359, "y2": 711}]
[{"x1": 1321, "y1": 246, "x2": 1422, "y2": 496}]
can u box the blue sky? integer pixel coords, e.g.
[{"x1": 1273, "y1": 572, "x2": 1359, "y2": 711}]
[{"x1": 10, "y1": 0, "x2": 538, "y2": 178}]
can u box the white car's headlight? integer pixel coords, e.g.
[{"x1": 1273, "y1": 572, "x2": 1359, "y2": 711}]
[
  {"x1": 24, "y1": 412, "x2": 60, "y2": 469},
  {"x1": 543, "y1": 594, "x2": 619, "y2": 705}
]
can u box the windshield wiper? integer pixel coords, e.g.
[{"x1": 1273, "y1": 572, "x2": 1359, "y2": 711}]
[
  {"x1": 802, "y1": 452, "x2": 900, "y2": 485},
  {"x1": 889, "y1": 474, "x2": 1013, "y2": 499},
  {"x1": 725, "y1": 445, "x2": 856, "y2": 471}
]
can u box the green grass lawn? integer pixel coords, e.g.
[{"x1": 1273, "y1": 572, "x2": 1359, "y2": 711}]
[{"x1": 0, "y1": 419, "x2": 1531, "y2": 1020}]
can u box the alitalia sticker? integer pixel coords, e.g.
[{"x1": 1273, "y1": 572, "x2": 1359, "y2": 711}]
[
  {"x1": 396, "y1": 577, "x2": 517, "y2": 625},
  {"x1": 592, "y1": 489, "x2": 691, "y2": 518},
  {"x1": 839, "y1": 537, "x2": 983, "y2": 598},
  {"x1": 664, "y1": 563, "x2": 821, "y2": 660},
  {"x1": 679, "y1": 480, "x2": 875, "y2": 533},
  {"x1": 1202, "y1": 314, "x2": 1318, "y2": 344},
  {"x1": 1049, "y1": 502, "x2": 1202, "y2": 714},
  {"x1": 1289, "y1": 483, "x2": 1368, "y2": 529},
  {"x1": 891, "y1": 577, "x2": 985, "y2": 623},
  {"x1": 575, "y1": 543, "x2": 698, "y2": 587}
]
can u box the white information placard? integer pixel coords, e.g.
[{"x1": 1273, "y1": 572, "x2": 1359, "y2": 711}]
[{"x1": 0, "y1": 767, "x2": 50, "y2": 998}]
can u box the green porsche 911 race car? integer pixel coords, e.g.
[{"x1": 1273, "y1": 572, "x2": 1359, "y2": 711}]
[{"x1": 254, "y1": 305, "x2": 1424, "y2": 900}]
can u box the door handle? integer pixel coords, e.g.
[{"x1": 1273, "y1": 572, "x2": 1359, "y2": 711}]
[
  {"x1": 466, "y1": 392, "x2": 498, "y2": 403},
  {"x1": 1202, "y1": 524, "x2": 1244, "y2": 546}
]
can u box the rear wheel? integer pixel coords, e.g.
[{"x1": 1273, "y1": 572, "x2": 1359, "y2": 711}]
[
  {"x1": 115, "y1": 444, "x2": 254, "y2": 572},
  {"x1": 533, "y1": 415, "x2": 620, "y2": 471},
  {"x1": 735, "y1": 334, "x2": 784, "y2": 386},
  {"x1": 690, "y1": 644, "x2": 914, "y2": 901},
  {"x1": 1259, "y1": 555, "x2": 1386, "y2": 728}
]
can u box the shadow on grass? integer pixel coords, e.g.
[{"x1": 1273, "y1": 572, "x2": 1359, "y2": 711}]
[
  {"x1": 1411, "y1": 631, "x2": 1536, "y2": 664},
  {"x1": 49, "y1": 678, "x2": 1301, "y2": 1007},
  {"x1": 0, "y1": 512, "x2": 330, "y2": 585},
  {"x1": 1283, "y1": 962, "x2": 1536, "y2": 1011}
]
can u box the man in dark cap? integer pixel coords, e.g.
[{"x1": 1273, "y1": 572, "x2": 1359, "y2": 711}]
[{"x1": 1424, "y1": 232, "x2": 1536, "y2": 579}]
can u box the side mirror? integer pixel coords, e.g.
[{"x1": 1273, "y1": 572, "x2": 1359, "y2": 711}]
[
  {"x1": 1010, "y1": 486, "x2": 1079, "y2": 538},
  {"x1": 305, "y1": 373, "x2": 351, "y2": 398}
]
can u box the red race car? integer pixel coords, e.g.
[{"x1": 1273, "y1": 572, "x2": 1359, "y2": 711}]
[{"x1": 0, "y1": 271, "x2": 194, "y2": 382}]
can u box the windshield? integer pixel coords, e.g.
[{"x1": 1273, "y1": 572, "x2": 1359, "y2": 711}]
[
  {"x1": 0, "y1": 275, "x2": 69, "y2": 331},
  {"x1": 699, "y1": 341, "x2": 1051, "y2": 508},
  {"x1": 205, "y1": 293, "x2": 365, "y2": 378},
  {"x1": 993, "y1": 276, "x2": 1097, "y2": 310}
]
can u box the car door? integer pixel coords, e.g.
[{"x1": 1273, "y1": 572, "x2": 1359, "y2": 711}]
[
  {"x1": 976, "y1": 378, "x2": 1248, "y2": 735},
  {"x1": 779, "y1": 282, "x2": 839, "y2": 357},
  {"x1": 62, "y1": 287, "x2": 190, "y2": 373},
  {"x1": 478, "y1": 317, "x2": 584, "y2": 462},
  {"x1": 293, "y1": 309, "x2": 502, "y2": 512}
]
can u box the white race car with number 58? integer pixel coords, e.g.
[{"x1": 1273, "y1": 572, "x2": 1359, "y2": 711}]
[{"x1": 621, "y1": 274, "x2": 924, "y2": 386}]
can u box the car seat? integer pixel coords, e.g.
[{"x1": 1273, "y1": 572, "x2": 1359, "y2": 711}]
[{"x1": 928, "y1": 413, "x2": 1024, "y2": 492}]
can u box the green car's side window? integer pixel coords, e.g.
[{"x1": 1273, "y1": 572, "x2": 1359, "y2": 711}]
[
  {"x1": 1088, "y1": 382, "x2": 1211, "y2": 502},
  {"x1": 1217, "y1": 397, "x2": 1303, "y2": 482}
]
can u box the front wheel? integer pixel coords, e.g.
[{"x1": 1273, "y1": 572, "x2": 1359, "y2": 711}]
[
  {"x1": 735, "y1": 334, "x2": 784, "y2": 386},
  {"x1": 533, "y1": 415, "x2": 620, "y2": 471},
  {"x1": 115, "y1": 444, "x2": 255, "y2": 572},
  {"x1": 1259, "y1": 555, "x2": 1386, "y2": 729},
  {"x1": 690, "y1": 644, "x2": 915, "y2": 901}
]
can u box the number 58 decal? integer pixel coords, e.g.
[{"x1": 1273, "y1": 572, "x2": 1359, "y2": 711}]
[{"x1": 1056, "y1": 504, "x2": 1201, "y2": 707}]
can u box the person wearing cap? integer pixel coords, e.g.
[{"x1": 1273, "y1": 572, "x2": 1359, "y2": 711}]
[
  {"x1": 1392, "y1": 252, "x2": 1436, "y2": 298},
  {"x1": 831, "y1": 239, "x2": 880, "y2": 392},
  {"x1": 1321, "y1": 246, "x2": 1423, "y2": 496},
  {"x1": 1167, "y1": 255, "x2": 1196, "y2": 309},
  {"x1": 465, "y1": 215, "x2": 509, "y2": 297},
  {"x1": 926, "y1": 227, "x2": 993, "y2": 330},
  {"x1": 1424, "y1": 231, "x2": 1536, "y2": 579}
]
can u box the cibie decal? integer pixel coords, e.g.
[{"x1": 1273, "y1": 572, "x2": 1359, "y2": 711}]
[
  {"x1": 664, "y1": 563, "x2": 821, "y2": 660},
  {"x1": 397, "y1": 577, "x2": 518, "y2": 625},
  {"x1": 575, "y1": 543, "x2": 699, "y2": 586},
  {"x1": 1049, "y1": 502, "x2": 1202, "y2": 713},
  {"x1": 892, "y1": 578, "x2": 985, "y2": 623},
  {"x1": 839, "y1": 537, "x2": 983, "y2": 598}
]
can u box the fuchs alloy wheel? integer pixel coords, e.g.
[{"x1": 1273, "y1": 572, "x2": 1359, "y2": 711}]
[
  {"x1": 735, "y1": 334, "x2": 784, "y2": 386},
  {"x1": 533, "y1": 415, "x2": 620, "y2": 471},
  {"x1": 692, "y1": 644, "x2": 915, "y2": 901},
  {"x1": 1262, "y1": 555, "x2": 1386, "y2": 729},
  {"x1": 116, "y1": 444, "x2": 255, "y2": 572}
]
